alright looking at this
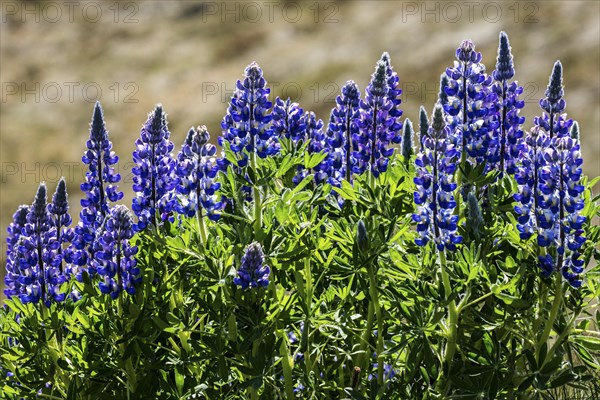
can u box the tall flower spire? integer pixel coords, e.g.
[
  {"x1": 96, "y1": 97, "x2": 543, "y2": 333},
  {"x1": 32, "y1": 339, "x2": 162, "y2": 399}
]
[
  {"x1": 534, "y1": 61, "x2": 573, "y2": 139},
  {"x1": 380, "y1": 52, "x2": 403, "y2": 133},
  {"x1": 305, "y1": 112, "x2": 329, "y2": 184},
  {"x1": 14, "y1": 184, "x2": 66, "y2": 306},
  {"x1": 219, "y1": 62, "x2": 279, "y2": 219},
  {"x1": 132, "y1": 105, "x2": 177, "y2": 230},
  {"x1": 219, "y1": 62, "x2": 279, "y2": 166},
  {"x1": 413, "y1": 105, "x2": 462, "y2": 251},
  {"x1": 48, "y1": 178, "x2": 73, "y2": 275},
  {"x1": 443, "y1": 39, "x2": 498, "y2": 171},
  {"x1": 272, "y1": 97, "x2": 306, "y2": 145},
  {"x1": 69, "y1": 101, "x2": 122, "y2": 279},
  {"x1": 514, "y1": 126, "x2": 547, "y2": 241},
  {"x1": 175, "y1": 126, "x2": 223, "y2": 221},
  {"x1": 326, "y1": 80, "x2": 361, "y2": 183},
  {"x1": 536, "y1": 135, "x2": 586, "y2": 286},
  {"x1": 492, "y1": 32, "x2": 525, "y2": 175},
  {"x1": 93, "y1": 205, "x2": 140, "y2": 299},
  {"x1": 515, "y1": 63, "x2": 586, "y2": 286},
  {"x1": 3, "y1": 205, "x2": 29, "y2": 298},
  {"x1": 356, "y1": 57, "x2": 402, "y2": 178}
]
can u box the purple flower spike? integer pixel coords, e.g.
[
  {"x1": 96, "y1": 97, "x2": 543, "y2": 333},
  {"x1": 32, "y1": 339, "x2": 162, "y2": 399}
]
[
  {"x1": 272, "y1": 97, "x2": 306, "y2": 144},
  {"x1": 219, "y1": 62, "x2": 279, "y2": 166},
  {"x1": 534, "y1": 61, "x2": 573, "y2": 139},
  {"x1": 4, "y1": 205, "x2": 30, "y2": 299},
  {"x1": 443, "y1": 39, "x2": 498, "y2": 172},
  {"x1": 69, "y1": 102, "x2": 122, "y2": 280},
  {"x1": 94, "y1": 205, "x2": 140, "y2": 299},
  {"x1": 175, "y1": 126, "x2": 223, "y2": 221},
  {"x1": 132, "y1": 105, "x2": 177, "y2": 230},
  {"x1": 234, "y1": 242, "x2": 270, "y2": 290},
  {"x1": 413, "y1": 105, "x2": 462, "y2": 251},
  {"x1": 515, "y1": 63, "x2": 586, "y2": 286},
  {"x1": 14, "y1": 184, "x2": 66, "y2": 306},
  {"x1": 356, "y1": 55, "x2": 402, "y2": 178},
  {"x1": 326, "y1": 80, "x2": 361, "y2": 183},
  {"x1": 492, "y1": 32, "x2": 525, "y2": 175}
]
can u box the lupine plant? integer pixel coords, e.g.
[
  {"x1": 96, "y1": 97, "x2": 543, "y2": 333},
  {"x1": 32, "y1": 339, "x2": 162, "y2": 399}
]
[
  {"x1": 69, "y1": 102, "x2": 123, "y2": 280},
  {"x1": 326, "y1": 80, "x2": 361, "y2": 183},
  {"x1": 2, "y1": 33, "x2": 600, "y2": 400},
  {"x1": 355, "y1": 56, "x2": 403, "y2": 180},
  {"x1": 132, "y1": 105, "x2": 177, "y2": 230}
]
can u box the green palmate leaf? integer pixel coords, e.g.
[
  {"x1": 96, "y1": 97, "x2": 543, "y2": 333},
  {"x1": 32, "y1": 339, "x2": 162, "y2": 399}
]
[
  {"x1": 291, "y1": 173, "x2": 315, "y2": 195},
  {"x1": 304, "y1": 152, "x2": 328, "y2": 169},
  {"x1": 333, "y1": 180, "x2": 359, "y2": 201},
  {"x1": 276, "y1": 154, "x2": 295, "y2": 177}
]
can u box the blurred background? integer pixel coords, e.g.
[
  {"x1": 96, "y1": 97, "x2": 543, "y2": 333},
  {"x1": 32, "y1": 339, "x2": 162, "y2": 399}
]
[{"x1": 1, "y1": 0, "x2": 599, "y2": 294}]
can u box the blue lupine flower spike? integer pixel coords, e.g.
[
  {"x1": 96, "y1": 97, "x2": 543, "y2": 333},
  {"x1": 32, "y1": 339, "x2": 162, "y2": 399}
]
[
  {"x1": 272, "y1": 97, "x2": 306, "y2": 147},
  {"x1": 69, "y1": 101, "x2": 123, "y2": 280},
  {"x1": 233, "y1": 242, "x2": 270, "y2": 290},
  {"x1": 175, "y1": 125, "x2": 223, "y2": 221},
  {"x1": 492, "y1": 32, "x2": 525, "y2": 175},
  {"x1": 95, "y1": 205, "x2": 140, "y2": 299},
  {"x1": 132, "y1": 105, "x2": 177, "y2": 230},
  {"x1": 535, "y1": 61, "x2": 572, "y2": 139},
  {"x1": 4, "y1": 205, "x2": 30, "y2": 299},
  {"x1": 219, "y1": 61, "x2": 279, "y2": 167},
  {"x1": 443, "y1": 39, "x2": 498, "y2": 173},
  {"x1": 356, "y1": 56, "x2": 402, "y2": 178},
  {"x1": 305, "y1": 111, "x2": 328, "y2": 185},
  {"x1": 326, "y1": 80, "x2": 361, "y2": 183},
  {"x1": 14, "y1": 183, "x2": 66, "y2": 306},
  {"x1": 413, "y1": 104, "x2": 462, "y2": 251},
  {"x1": 48, "y1": 177, "x2": 73, "y2": 275},
  {"x1": 219, "y1": 62, "x2": 279, "y2": 206}
]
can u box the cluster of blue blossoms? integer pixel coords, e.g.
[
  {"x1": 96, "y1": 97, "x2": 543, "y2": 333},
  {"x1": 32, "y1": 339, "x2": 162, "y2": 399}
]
[
  {"x1": 440, "y1": 33, "x2": 525, "y2": 176},
  {"x1": 3, "y1": 32, "x2": 590, "y2": 305},
  {"x1": 233, "y1": 242, "x2": 270, "y2": 290},
  {"x1": 175, "y1": 126, "x2": 223, "y2": 221},
  {"x1": 413, "y1": 32, "x2": 586, "y2": 287},
  {"x1": 5, "y1": 183, "x2": 68, "y2": 306},
  {"x1": 413, "y1": 105, "x2": 462, "y2": 251},
  {"x1": 514, "y1": 61, "x2": 586, "y2": 287},
  {"x1": 219, "y1": 55, "x2": 405, "y2": 193},
  {"x1": 3, "y1": 100, "x2": 226, "y2": 302}
]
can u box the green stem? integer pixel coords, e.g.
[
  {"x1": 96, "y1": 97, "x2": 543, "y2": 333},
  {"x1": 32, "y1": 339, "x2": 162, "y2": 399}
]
[
  {"x1": 252, "y1": 152, "x2": 262, "y2": 234},
  {"x1": 458, "y1": 291, "x2": 493, "y2": 312},
  {"x1": 280, "y1": 329, "x2": 295, "y2": 400},
  {"x1": 533, "y1": 277, "x2": 548, "y2": 341},
  {"x1": 369, "y1": 170, "x2": 375, "y2": 192},
  {"x1": 537, "y1": 273, "x2": 563, "y2": 360},
  {"x1": 196, "y1": 208, "x2": 207, "y2": 247},
  {"x1": 359, "y1": 302, "x2": 375, "y2": 379},
  {"x1": 436, "y1": 250, "x2": 459, "y2": 396},
  {"x1": 545, "y1": 308, "x2": 580, "y2": 366},
  {"x1": 368, "y1": 266, "x2": 384, "y2": 388},
  {"x1": 337, "y1": 348, "x2": 345, "y2": 394},
  {"x1": 304, "y1": 256, "x2": 313, "y2": 376}
]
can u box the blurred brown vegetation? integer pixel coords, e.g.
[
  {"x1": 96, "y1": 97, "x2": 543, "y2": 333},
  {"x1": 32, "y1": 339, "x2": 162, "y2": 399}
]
[{"x1": 1, "y1": 1, "x2": 599, "y2": 293}]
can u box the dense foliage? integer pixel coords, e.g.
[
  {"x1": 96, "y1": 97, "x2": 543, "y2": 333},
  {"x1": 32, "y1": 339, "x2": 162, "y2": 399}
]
[{"x1": 2, "y1": 32, "x2": 600, "y2": 399}]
